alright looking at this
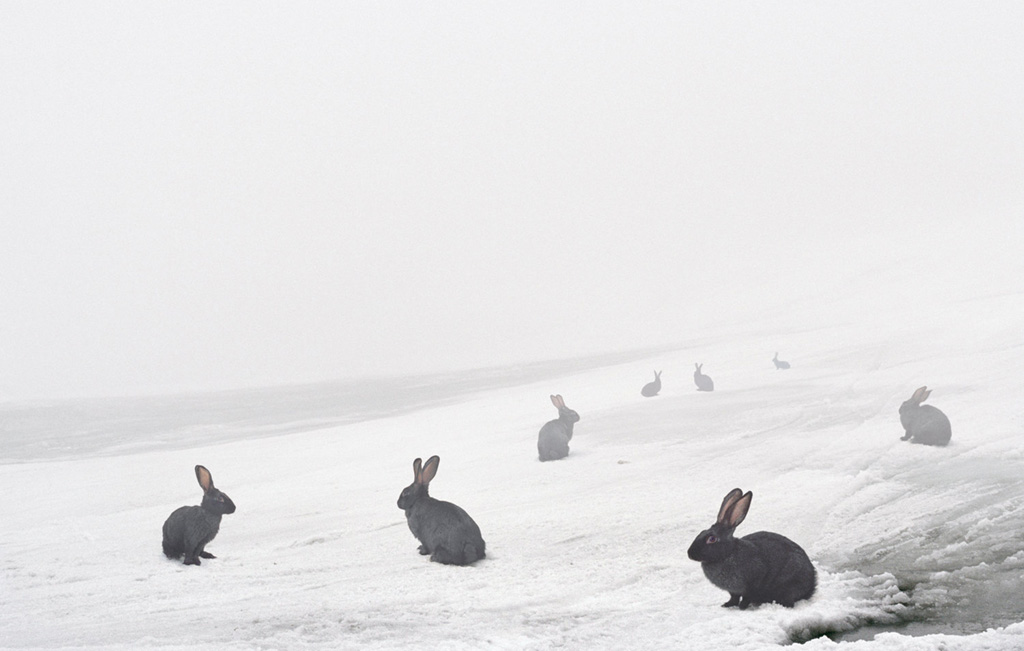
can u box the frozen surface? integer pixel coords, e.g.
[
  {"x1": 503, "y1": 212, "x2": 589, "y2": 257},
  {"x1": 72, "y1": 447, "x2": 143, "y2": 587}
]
[{"x1": 2, "y1": 263, "x2": 1024, "y2": 650}]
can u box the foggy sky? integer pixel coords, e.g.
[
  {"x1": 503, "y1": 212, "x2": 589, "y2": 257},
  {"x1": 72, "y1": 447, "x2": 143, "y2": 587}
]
[{"x1": 2, "y1": 3, "x2": 1022, "y2": 400}]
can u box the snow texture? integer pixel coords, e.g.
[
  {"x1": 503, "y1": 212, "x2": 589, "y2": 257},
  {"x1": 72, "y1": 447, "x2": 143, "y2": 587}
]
[{"x1": 2, "y1": 267, "x2": 1024, "y2": 650}]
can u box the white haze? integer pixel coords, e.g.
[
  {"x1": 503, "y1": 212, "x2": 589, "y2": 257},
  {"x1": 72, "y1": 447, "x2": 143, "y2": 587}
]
[
  {"x1": 1, "y1": 4, "x2": 1023, "y2": 646},
  {"x1": 2, "y1": 3, "x2": 1022, "y2": 400}
]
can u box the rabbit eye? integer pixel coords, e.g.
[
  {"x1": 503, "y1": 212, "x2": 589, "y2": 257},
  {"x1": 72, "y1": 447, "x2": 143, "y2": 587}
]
[{"x1": 706, "y1": 535, "x2": 718, "y2": 544}]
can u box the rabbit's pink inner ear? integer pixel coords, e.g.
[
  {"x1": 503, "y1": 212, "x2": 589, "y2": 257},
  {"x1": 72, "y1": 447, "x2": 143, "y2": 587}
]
[
  {"x1": 717, "y1": 488, "x2": 744, "y2": 524},
  {"x1": 550, "y1": 395, "x2": 559, "y2": 408},
  {"x1": 726, "y1": 492, "x2": 753, "y2": 528},
  {"x1": 195, "y1": 465, "x2": 213, "y2": 493},
  {"x1": 911, "y1": 386, "x2": 929, "y2": 404},
  {"x1": 420, "y1": 456, "x2": 439, "y2": 485},
  {"x1": 413, "y1": 458, "x2": 422, "y2": 481}
]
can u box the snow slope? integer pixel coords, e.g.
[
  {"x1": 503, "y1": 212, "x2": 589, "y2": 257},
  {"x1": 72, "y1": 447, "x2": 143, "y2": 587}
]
[{"x1": 3, "y1": 255, "x2": 1024, "y2": 650}]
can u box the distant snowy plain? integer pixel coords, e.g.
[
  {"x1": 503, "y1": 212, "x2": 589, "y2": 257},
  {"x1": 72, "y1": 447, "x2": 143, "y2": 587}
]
[{"x1": 3, "y1": 254, "x2": 1024, "y2": 650}]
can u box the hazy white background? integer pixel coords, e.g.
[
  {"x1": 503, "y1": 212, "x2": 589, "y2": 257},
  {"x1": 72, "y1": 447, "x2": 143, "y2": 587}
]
[{"x1": 2, "y1": 2, "x2": 1022, "y2": 400}]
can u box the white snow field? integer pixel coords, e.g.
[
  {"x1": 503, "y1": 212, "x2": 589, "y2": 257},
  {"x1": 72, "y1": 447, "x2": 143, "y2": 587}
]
[{"x1": 3, "y1": 248, "x2": 1024, "y2": 650}]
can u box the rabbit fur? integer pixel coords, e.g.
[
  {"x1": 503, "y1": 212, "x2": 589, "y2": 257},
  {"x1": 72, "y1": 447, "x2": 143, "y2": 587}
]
[
  {"x1": 537, "y1": 394, "x2": 580, "y2": 461},
  {"x1": 899, "y1": 386, "x2": 952, "y2": 446},
  {"x1": 641, "y1": 370, "x2": 662, "y2": 397},
  {"x1": 397, "y1": 455, "x2": 486, "y2": 565},
  {"x1": 687, "y1": 488, "x2": 816, "y2": 609},
  {"x1": 694, "y1": 363, "x2": 714, "y2": 392},
  {"x1": 162, "y1": 465, "x2": 236, "y2": 566}
]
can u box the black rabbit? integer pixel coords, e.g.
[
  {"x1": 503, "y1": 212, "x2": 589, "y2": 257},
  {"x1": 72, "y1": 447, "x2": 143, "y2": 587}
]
[
  {"x1": 537, "y1": 394, "x2": 580, "y2": 461},
  {"x1": 772, "y1": 353, "x2": 791, "y2": 370},
  {"x1": 641, "y1": 370, "x2": 662, "y2": 397},
  {"x1": 397, "y1": 455, "x2": 485, "y2": 565},
  {"x1": 162, "y1": 465, "x2": 236, "y2": 566},
  {"x1": 899, "y1": 386, "x2": 951, "y2": 446},
  {"x1": 694, "y1": 363, "x2": 714, "y2": 392},
  {"x1": 688, "y1": 488, "x2": 816, "y2": 609}
]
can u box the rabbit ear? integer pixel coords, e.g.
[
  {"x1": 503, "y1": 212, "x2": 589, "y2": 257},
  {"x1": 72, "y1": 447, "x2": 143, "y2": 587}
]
[
  {"x1": 550, "y1": 394, "x2": 559, "y2": 408},
  {"x1": 717, "y1": 488, "x2": 744, "y2": 524},
  {"x1": 910, "y1": 386, "x2": 930, "y2": 404},
  {"x1": 552, "y1": 395, "x2": 565, "y2": 409},
  {"x1": 723, "y1": 491, "x2": 752, "y2": 528},
  {"x1": 419, "y1": 456, "x2": 440, "y2": 485},
  {"x1": 413, "y1": 458, "x2": 423, "y2": 482},
  {"x1": 195, "y1": 465, "x2": 213, "y2": 493}
]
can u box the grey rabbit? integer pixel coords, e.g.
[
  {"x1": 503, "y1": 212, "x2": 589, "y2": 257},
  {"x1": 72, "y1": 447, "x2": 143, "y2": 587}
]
[
  {"x1": 537, "y1": 394, "x2": 580, "y2": 461},
  {"x1": 899, "y1": 386, "x2": 952, "y2": 446},
  {"x1": 687, "y1": 488, "x2": 816, "y2": 609},
  {"x1": 641, "y1": 370, "x2": 662, "y2": 397},
  {"x1": 693, "y1": 363, "x2": 714, "y2": 392},
  {"x1": 397, "y1": 455, "x2": 485, "y2": 565},
  {"x1": 162, "y1": 465, "x2": 236, "y2": 566},
  {"x1": 772, "y1": 353, "x2": 791, "y2": 370}
]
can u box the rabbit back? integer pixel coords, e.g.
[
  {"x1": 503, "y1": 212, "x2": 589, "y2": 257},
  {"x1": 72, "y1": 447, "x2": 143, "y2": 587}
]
[
  {"x1": 161, "y1": 505, "x2": 222, "y2": 563},
  {"x1": 696, "y1": 532, "x2": 815, "y2": 608},
  {"x1": 407, "y1": 497, "x2": 486, "y2": 565},
  {"x1": 538, "y1": 419, "x2": 572, "y2": 461},
  {"x1": 900, "y1": 403, "x2": 951, "y2": 446},
  {"x1": 737, "y1": 532, "x2": 816, "y2": 607}
]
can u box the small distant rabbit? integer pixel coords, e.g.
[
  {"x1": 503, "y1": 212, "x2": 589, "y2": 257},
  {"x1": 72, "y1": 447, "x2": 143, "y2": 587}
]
[
  {"x1": 899, "y1": 386, "x2": 952, "y2": 446},
  {"x1": 641, "y1": 370, "x2": 662, "y2": 397},
  {"x1": 772, "y1": 353, "x2": 791, "y2": 370},
  {"x1": 537, "y1": 394, "x2": 580, "y2": 461},
  {"x1": 162, "y1": 465, "x2": 236, "y2": 566},
  {"x1": 694, "y1": 363, "x2": 714, "y2": 392},
  {"x1": 397, "y1": 455, "x2": 486, "y2": 565},
  {"x1": 687, "y1": 488, "x2": 816, "y2": 609}
]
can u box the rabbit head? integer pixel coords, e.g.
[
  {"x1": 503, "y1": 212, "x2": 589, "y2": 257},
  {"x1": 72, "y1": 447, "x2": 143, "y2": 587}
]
[
  {"x1": 550, "y1": 394, "x2": 580, "y2": 423},
  {"x1": 197, "y1": 465, "x2": 235, "y2": 515},
  {"x1": 397, "y1": 456, "x2": 438, "y2": 511},
  {"x1": 900, "y1": 386, "x2": 930, "y2": 412},
  {"x1": 687, "y1": 488, "x2": 750, "y2": 563}
]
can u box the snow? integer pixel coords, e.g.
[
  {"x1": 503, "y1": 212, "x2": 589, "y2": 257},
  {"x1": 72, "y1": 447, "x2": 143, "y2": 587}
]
[{"x1": 3, "y1": 249, "x2": 1024, "y2": 650}]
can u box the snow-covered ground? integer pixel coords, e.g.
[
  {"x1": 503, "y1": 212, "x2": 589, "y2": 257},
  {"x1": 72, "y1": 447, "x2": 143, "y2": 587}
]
[{"x1": 3, "y1": 248, "x2": 1024, "y2": 650}]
